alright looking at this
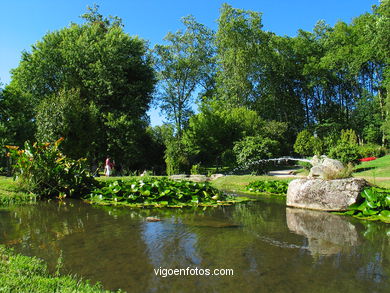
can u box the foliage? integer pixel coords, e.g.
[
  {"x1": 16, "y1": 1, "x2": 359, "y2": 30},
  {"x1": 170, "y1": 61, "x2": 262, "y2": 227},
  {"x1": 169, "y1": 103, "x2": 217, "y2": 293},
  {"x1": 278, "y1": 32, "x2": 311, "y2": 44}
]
[
  {"x1": 154, "y1": 15, "x2": 215, "y2": 138},
  {"x1": 327, "y1": 130, "x2": 359, "y2": 164},
  {"x1": 245, "y1": 180, "x2": 288, "y2": 195},
  {"x1": 0, "y1": 245, "x2": 111, "y2": 293},
  {"x1": 190, "y1": 164, "x2": 201, "y2": 175},
  {"x1": 6, "y1": 139, "x2": 97, "y2": 198},
  {"x1": 322, "y1": 163, "x2": 354, "y2": 180},
  {"x1": 328, "y1": 143, "x2": 361, "y2": 165},
  {"x1": 215, "y1": 4, "x2": 270, "y2": 106},
  {"x1": 293, "y1": 130, "x2": 315, "y2": 156},
  {"x1": 184, "y1": 104, "x2": 263, "y2": 166},
  {"x1": 297, "y1": 160, "x2": 312, "y2": 171},
  {"x1": 345, "y1": 187, "x2": 390, "y2": 223},
  {"x1": 233, "y1": 136, "x2": 280, "y2": 174},
  {"x1": 0, "y1": 85, "x2": 35, "y2": 148},
  {"x1": 358, "y1": 144, "x2": 387, "y2": 158},
  {"x1": 87, "y1": 177, "x2": 250, "y2": 207},
  {"x1": 340, "y1": 129, "x2": 358, "y2": 144},
  {"x1": 36, "y1": 88, "x2": 99, "y2": 161},
  {"x1": 8, "y1": 6, "x2": 155, "y2": 170}
]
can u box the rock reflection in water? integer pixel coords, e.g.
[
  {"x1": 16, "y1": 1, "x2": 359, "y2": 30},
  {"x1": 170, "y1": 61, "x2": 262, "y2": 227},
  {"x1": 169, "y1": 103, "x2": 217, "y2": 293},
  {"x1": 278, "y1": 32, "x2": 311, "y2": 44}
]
[{"x1": 286, "y1": 207, "x2": 359, "y2": 256}]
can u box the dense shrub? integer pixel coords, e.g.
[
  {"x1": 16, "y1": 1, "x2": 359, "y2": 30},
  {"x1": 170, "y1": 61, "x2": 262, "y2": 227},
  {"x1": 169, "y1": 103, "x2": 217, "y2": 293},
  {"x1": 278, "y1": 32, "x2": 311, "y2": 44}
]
[
  {"x1": 328, "y1": 143, "x2": 360, "y2": 164},
  {"x1": 6, "y1": 138, "x2": 97, "y2": 198},
  {"x1": 358, "y1": 144, "x2": 387, "y2": 158},
  {"x1": 293, "y1": 130, "x2": 314, "y2": 156},
  {"x1": 328, "y1": 129, "x2": 360, "y2": 164},
  {"x1": 233, "y1": 136, "x2": 280, "y2": 174}
]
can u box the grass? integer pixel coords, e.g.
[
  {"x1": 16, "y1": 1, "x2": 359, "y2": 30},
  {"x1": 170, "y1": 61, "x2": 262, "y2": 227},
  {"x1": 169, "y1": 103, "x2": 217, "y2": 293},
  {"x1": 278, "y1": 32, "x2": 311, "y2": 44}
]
[
  {"x1": 210, "y1": 175, "x2": 292, "y2": 195},
  {"x1": 354, "y1": 155, "x2": 390, "y2": 177},
  {"x1": 0, "y1": 176, "x2": 37, "y2": 205},
  {"x1": 0, "y1": 245, "x2": 113, "y2": 292},
  {"x1": 353, "y1": 155, "x2": 390, "y2": 188}
]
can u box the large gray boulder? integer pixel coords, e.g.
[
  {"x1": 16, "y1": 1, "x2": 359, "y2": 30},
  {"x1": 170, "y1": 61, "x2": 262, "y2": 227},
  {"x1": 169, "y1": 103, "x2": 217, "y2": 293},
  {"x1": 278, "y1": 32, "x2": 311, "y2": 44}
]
[
  {"x1": 286, "y1": 178, "x2": 367, "y2": 211},
  {"x1": 308, "y1": 155, "x2": 344, "y2": 179}
]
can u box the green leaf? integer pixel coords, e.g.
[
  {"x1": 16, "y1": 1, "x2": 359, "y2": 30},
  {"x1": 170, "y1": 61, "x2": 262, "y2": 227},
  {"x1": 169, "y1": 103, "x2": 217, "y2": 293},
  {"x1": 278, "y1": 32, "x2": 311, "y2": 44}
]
[{"x1": 379, "y1": 210, "x2": 390, "y2": 218}]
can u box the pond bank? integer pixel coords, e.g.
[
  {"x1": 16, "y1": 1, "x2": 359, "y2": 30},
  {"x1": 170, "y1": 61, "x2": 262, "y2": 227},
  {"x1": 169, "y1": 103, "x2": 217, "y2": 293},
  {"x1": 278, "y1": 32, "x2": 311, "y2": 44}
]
[{"x1": 0, "y1": 245, "x2": 111, "y2": 292}]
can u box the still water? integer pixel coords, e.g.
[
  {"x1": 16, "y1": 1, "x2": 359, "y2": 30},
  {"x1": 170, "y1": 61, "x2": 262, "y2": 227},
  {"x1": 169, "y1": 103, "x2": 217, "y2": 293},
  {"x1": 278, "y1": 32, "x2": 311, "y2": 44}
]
[{"x1": 0, "y1": 198, "x2": 389, "y2": 293}]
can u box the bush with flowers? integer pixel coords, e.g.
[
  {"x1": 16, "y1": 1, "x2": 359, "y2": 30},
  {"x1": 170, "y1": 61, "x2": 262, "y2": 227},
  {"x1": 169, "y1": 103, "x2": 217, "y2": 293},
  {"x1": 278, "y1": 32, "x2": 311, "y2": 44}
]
[{"x1": 6, "y1": 138, "x2": 97, "y2": 198}]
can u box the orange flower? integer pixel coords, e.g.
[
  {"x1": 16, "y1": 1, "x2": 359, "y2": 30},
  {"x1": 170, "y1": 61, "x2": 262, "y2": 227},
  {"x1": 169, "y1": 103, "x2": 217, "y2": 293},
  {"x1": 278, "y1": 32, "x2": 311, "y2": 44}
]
[{"x1": 54, "y1": 137, "x2": 65, "y2": 146}]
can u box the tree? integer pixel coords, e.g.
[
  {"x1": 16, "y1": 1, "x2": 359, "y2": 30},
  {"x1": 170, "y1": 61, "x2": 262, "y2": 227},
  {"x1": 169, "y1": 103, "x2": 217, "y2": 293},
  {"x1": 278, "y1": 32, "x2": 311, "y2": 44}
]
[
  {"x1": 184, "y1": 103, "x2": 263, "y2": 166},
  {"x1": 215, "y1": 4, "x2": 271, "y2": 106},
  {"x1": 215, "y1": 4, "x2": 305, "y2": 145},
  {"x1": 154, "y1": 15, "x2": 216, "y2": 138},
  {"x1": 36, "y1": 88, "x2": 99, "y2": 160},
  {"x1": 183, "y1": 101, "x2": 289, "y2": 167},
  {"x1": 0, "y1": 84, "x2": 35, "y2": 147},
  {"x1": 8, "y1": 5, "x2": 155, "y2": 168}
]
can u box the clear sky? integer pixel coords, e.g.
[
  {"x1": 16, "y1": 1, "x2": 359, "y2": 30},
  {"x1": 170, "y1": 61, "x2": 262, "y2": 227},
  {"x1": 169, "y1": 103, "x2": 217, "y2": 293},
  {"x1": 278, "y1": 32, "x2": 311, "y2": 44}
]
[{"x1": 0, "y1": 0, "x2": 379, "y2": 125}]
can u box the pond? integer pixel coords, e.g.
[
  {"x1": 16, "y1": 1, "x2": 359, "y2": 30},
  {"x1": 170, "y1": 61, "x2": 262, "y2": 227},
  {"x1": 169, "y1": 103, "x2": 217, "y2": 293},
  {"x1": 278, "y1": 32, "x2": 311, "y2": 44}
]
[{"x1": 0, "y1": 197, "x2": 389, "y2": 292}]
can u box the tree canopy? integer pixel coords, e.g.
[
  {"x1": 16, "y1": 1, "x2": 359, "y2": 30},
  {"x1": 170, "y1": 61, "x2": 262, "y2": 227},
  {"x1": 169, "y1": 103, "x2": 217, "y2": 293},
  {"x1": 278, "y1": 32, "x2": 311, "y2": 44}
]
[{"x1": 3, "y1": 5, "x2": 156, "y2": 169}]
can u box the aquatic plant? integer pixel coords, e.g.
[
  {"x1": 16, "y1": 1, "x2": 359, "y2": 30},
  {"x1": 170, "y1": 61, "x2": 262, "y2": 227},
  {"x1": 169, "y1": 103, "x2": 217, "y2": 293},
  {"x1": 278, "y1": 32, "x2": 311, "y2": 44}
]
[
  {"x1": 6, "y1": 138, "x2": 97, "y2": 199},
  {"x1": 87, "y1": 177, "x2": 250, "y2": 207},
  {"x1": 345, "y1": 187, "x2": 390, "y2": 223},
  {"x1": 245, "y1": 180, "x2": 288, "y2": 195}
]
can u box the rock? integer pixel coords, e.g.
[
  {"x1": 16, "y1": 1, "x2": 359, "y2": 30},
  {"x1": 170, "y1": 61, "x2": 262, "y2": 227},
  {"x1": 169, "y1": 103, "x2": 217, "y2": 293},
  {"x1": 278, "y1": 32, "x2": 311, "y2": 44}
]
[
  {"x1": 286, "y1": 178, "x2": 367, "y2": 211},
  {"x1": 169, "y1": 174, "x2": 188, "y2": 180},
  {"x1": 169, "y1": 174, "x2": 224, "y2": 182},
  {"x1": 208, "y1": 174, "x2": 224, "y2": 181},
  {"x1": 146, "y1": 217, "x2": 161, "y2": 222},
  {"x1": 286, "y1": 208, "x2": 359, "y2": 256},
  {"x1": 188, "y1": 175, "x2": 208, "y2": 182},
  {"x1": 308, "y1": 156, "x2": 344, "y2": 179}
]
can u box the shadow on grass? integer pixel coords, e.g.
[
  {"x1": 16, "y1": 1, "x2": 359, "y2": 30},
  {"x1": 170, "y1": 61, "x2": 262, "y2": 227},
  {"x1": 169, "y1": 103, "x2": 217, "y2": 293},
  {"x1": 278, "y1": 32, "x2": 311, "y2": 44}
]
[{"x1": 354, "y1": 167, "x2": 376, "y2": 173}]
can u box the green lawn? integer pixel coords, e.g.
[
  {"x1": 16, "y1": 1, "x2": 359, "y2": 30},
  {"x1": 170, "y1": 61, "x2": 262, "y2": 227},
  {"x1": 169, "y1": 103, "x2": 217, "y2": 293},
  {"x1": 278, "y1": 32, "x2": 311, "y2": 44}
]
[
  {"x1": 210, "y1": 175, "x2": 292, "y2": 195},
  {"x1": 354, "y1": 155, "x2": 390, "y2": 177},
  {"x1": 353, "y1": 155, "x2": 390, "y2": 188},
  {"x1": 0, "y1": 176, "x2": 37, "y2": 205}
]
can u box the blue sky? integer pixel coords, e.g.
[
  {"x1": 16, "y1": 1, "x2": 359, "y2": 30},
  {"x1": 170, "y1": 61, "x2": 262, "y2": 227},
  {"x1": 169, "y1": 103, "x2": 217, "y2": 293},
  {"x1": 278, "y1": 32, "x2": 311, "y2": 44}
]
[{"x1": 0, "y1": 0, "x2": 379, "y2": 125}]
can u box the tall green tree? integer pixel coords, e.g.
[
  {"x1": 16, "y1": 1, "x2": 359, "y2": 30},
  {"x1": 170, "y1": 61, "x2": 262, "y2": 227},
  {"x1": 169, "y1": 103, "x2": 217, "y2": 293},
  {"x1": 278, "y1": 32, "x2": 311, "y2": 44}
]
[
  {"x1": 154, "y1": 15, "x2": 215, "y2": 138},
  {"x1": 8, "y1": 5, "x2": 155, "y2": 168},
  {"x1": 215, "y1": 4, "x2": 271, "y2": 106}
]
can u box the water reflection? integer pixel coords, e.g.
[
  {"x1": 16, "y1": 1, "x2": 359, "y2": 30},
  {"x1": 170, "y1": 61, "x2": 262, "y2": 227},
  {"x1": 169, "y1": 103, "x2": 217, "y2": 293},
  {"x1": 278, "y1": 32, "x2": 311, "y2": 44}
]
[
  {"x1": 0, "y1": 200, "x2": 389, "y2": 292},
  {"x1": 286, "y1": 208, "x2": 359, "y2": 256}
]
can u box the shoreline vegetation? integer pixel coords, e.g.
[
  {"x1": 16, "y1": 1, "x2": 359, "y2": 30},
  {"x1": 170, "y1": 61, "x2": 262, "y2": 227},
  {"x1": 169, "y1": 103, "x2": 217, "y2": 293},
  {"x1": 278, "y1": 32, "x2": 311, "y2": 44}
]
[
  {"x1": 0, "y1": 246, "x2": 112, "y2": 293},
  {"x1": 1, "y1": 154, "x2": 390, "y2": 203}
]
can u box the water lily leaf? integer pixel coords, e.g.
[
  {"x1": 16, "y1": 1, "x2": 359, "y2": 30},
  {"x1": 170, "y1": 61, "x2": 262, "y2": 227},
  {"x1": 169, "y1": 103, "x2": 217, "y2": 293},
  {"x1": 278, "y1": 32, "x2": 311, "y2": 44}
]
[{"x1": 379, "y1": 210, "x2": 390, "y2": 218}]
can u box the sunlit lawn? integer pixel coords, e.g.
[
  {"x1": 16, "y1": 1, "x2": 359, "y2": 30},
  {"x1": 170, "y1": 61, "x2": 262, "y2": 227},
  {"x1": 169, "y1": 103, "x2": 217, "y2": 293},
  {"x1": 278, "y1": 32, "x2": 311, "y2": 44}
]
[
  {"x1": 0, "y1": 176, "x2": 36, "y2": 205},
  {"x1": 353, "y1": 155, "x2": 390, "y2": 188}
]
